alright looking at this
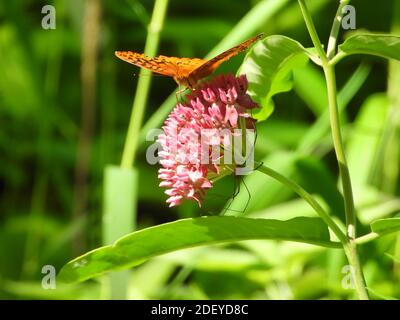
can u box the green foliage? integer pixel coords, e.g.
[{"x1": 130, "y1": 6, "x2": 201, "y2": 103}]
[
  {"x1": 59, "y1": 216, "x2": 336, "y2": 283},
  {"x1": 238, "y1": 35, "x2": 309, "y2": 121},
  {"x1": 347, "y1": 94, "x2": 390, "y2": 188},
  {"x1": 371, "y1": 218, "x2": 400, "y2": 236},
  {"x1": 1, "y1": 0, "x2": 399, "y2": 300},
  {"x1": 338, "y1": 33, "x2": 400, "y2": 62}
]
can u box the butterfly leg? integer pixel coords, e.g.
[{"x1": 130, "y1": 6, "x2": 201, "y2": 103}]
[{"x1": 175, "y1": 87, "x2": 188, "y2": 103}]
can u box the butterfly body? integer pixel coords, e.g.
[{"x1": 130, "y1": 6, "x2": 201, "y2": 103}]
[{"x1": 115, "y1": 34, "x2": 263, "y2": 89}]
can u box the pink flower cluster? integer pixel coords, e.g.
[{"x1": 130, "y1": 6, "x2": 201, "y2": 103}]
[{"x1": 157, "y1": 74, "x2": 258, "y2": 207}]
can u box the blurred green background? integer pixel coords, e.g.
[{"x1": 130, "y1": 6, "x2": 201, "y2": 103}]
[{"x1": 0, "y1": 0, "x2": 399, "y2": 299}]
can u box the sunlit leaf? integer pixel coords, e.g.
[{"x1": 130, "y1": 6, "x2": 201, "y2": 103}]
[
  {"x1": 58, "y1": 216, "x2": 338, "y2": 283},
  {"x1": 385, "y1": 253, "x2": 400, "y2": 263},
  {"x1": 238, "y1": 35, "x2": 309, "y2": 121},
  {"x1": 370, "y1": 217, "x2": 400, "y2": 236},
  {"x1": 367, "y1": 287, "x2": 397, "y2": 300},
  {"x1": 346, "y1": 94, "x2": 390, "y2": 188},
  {"x1": 338, "y1": 33, "x2": 400, "y2": 62}
]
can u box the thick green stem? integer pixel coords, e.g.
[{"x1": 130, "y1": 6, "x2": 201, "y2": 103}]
[
  {"x1": 297, "y1": 0, "x2": 369, "y2": 299},
  {"x1": 120, "y1": 0, "x2": 169, "y2": 168},
  {"x1": 326, "y1": 2, "x2": 356, "y2": 230},
  {"x1": 256, "y1": 164, "x2": 347, "y2": 244},
  {"x1": 343, "y1": 242, "x2": 369, "y2": 300},
  {"x1": 323, "y1": 65, "x2": 356, "y2": 240}
]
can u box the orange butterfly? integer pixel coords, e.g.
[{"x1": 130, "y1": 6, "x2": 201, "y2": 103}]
[{"x1": 115, "y1": 34, "x2": 263, "y2": 89}]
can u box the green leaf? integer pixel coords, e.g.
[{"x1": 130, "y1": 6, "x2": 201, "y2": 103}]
[
  {"x1": 385, "y1": 253, "x2": 400, "y2": 263},
  {"x1": 58, "y1": 216, "x2": 339, "y2": 283},
  {"x1": 238, "y1": 35, "x2": 309, "y2": 121},
  {"x1": 103, "y1": 166, "x2": 137, "y2": 244},
  {"x1": 338, "y1": 33, "x2": 400, "y2": 62},
  {"x1": 295, "y1": 156, "x2": 345, "y2": 222},
  {"x1": 225, "y1": 151, "x2": 297, "y2": 214},
  {"x1": 293, "y1": 64, "x2": 327, "y2": 116},
  {"x1": 371, "y1": 218, "x2": 400, "y2": 236},
  {"x1": 138, "y1": 0, "x2": 291, "y2": 147},
  {"x1": 346, "y1": 94, "x2": 390, "y2": 188},
  {"x1": 366, "y1": 287, "x2": 397, "y2": 300}
]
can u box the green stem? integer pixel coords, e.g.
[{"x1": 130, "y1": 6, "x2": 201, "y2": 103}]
[
  {"x1": 329, "y1": 51, "x2": 347, "y2": 66},
  {"x1": 256, "y1": 164, "x2": 347, "y2": 244},
  {"x1": 355, "y1": 232, "x2": 379, "y2": 245},
  {"x1": 297, "y1": 0, "x2": 369, "y2": 299},
  {"x1": 326, "y1": 0, "x2": 351, "y2": 59},
  {"x1": 106, "y1": 0, "x2": 169, "y2": 299},
  {"x1": 297, "y1": 0, "x2": 356, "y2": 240},
  {"x1": 297, "y1": 0, "x2": 327, "y2": 63},
  {"x1": 343, "y1": 242, "x2": 369, "y2": 299},
  {"x1": 323, "y1": 65, "x2": 356, "y2": 240},
  {"x1": 120, "y1": 0, "x2": 169, "y2": 168}
]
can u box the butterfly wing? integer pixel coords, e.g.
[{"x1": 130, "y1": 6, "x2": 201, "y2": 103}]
[
  {"x1": 115, "y1": 51, "x2": 177, "y2": 76},
  {"x1": 188, "y1": 34, "x2": 264, "y2": 84},
  {"x1": 115, "y1": 34, "x2": 263, "y2": 87},
  {"x1": 115, "y1": 51, "x2": 206, "y2": 80}
]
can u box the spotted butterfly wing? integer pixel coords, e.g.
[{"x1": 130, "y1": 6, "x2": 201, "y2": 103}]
[
  {"x1": 115, "y1": 33, "x2": 263, "y2": 88},
  {"x1": 114, "y1": 52, "x2": 205, "y2": 76},
  {"x1": 187, "y1": 34, "x2": 264, "y2": 85}
]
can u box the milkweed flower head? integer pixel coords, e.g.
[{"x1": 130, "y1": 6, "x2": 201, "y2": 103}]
[{"x1": 157, "y1": 74, "x2": 259, "y2": 207}]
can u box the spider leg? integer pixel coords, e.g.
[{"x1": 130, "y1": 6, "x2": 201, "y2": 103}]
[
  {"x1": 241, "y1": 177, "x2": 251, "y2": 213},
  {"x1": 219, "y1": 175, "x2": 242, "y2": 216},
  {"x1": 232, "y1": 175, "x2": 241, "y2": 198},
  {"x1": 254, "y1": 160, "x2": 264, "y2": 171}
]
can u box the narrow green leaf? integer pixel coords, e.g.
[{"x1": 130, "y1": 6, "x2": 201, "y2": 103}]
[
  {"x1": 103, "y1": 166, "x2": 138, "y2": 299},
  {"x1": 366, "y1": 287, "x2": 397, "y2": 300},
  {"x1": 359, "y1": 197, "x2": 400, "y2": 224},
  {"x1": 238, "y1": 35, "x2": 309, "y2": 121},
  {"x1": 103, "y1": 166, "x2": 137, "y2": 245},
  {"x1": 58, "y1": 216, "x2": 339, "y2": 283},
  {"x1": 293, "y1": 64, "x2": 327, "y2": 116},
  {"x1": 295, "y1": 156, "x2": 345, "y2": 222},
  {"x1": 297, "y1": 62, "x2": 371, "y2": 154},
  {"x1": 371, "y1": 218, "x2": 400, "y2": 236},
  {"x1": 346, "y1": 94, "x2": 390, "y2": 188},
  {"x1": 385, "y1": 253, "x2": 400, "y2": 263},
  {"x1": 338, "y1": 33, "x2": 400, "y2": 61}
]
